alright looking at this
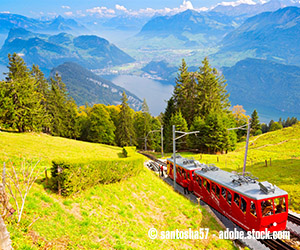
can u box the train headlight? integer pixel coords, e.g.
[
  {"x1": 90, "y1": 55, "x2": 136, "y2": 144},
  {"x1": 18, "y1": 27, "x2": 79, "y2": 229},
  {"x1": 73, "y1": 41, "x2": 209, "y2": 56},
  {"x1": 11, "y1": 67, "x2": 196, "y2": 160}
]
[{"x1": 273, "y1": 222, "x2": 277, "y2": 227}]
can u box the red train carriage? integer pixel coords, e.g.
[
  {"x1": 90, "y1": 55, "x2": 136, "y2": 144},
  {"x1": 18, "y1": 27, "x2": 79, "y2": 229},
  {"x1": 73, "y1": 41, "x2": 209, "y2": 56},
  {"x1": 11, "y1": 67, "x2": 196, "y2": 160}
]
[
  {"x1": 167, "y1": 155, "x2": 202, "y2": 192},
  {"x1": 193, "y1": 165, "x2": 288, "y2": 232}
]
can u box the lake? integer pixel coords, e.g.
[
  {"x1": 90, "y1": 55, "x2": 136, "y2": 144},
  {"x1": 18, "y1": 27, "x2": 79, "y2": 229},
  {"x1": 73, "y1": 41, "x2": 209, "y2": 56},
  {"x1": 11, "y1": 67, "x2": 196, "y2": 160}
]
[{"x1": 111, "y1": 75, "x2": 174, "y2": 116}]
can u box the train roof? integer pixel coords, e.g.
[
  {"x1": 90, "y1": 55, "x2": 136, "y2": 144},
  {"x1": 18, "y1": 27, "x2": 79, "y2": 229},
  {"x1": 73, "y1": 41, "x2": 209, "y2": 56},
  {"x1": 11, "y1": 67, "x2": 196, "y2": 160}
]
[
  {"x1": 167, "y1": 156, "x2": 201, "y2": 171},
  {"x1": 194, "y1": 167, "x2": 288, "y2": 200}
]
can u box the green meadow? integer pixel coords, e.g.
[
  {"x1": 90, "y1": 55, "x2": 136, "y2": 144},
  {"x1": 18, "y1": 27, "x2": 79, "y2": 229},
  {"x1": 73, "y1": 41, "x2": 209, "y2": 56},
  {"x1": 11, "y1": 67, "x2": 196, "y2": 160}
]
[{"x1": 0, "y1": 132, "x2": 235, "y2": 249}]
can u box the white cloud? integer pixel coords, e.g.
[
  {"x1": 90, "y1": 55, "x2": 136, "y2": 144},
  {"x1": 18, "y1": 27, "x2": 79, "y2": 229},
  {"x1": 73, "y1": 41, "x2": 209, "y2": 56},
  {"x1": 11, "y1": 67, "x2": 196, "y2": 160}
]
[
  {"x1": 115, "y1": 4, "x2": 127, "y2": 12},
  {"x1": 86, "y1": 6, "x2": 115, "y2": 17},
  {"x1": 217, "y1": 0, "x2": 256, "y2": 7},
  {"x1": 85, "y1": 1, "x2": 208, "y2": 18},
  {"x1": 61, "y1": 6, "x2": 71, "y2": 9},
  {"x1": 180, "y1": 0, "x2": 194, "y2": 10},
  {"x1": 0, "y1": 11, "x2": 10, "y2": 14},
  {"x1": 64, "y1": 11, "x2": 73, "y2": 16}
]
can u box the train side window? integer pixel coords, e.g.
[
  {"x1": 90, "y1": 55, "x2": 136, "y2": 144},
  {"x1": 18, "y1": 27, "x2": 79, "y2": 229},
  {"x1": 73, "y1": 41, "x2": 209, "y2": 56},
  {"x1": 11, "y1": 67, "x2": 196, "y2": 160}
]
[
  {"x1": 234, "y1": 193, "x2": 240, "y2": 207},
  {"x1": 203, "y1": 179, "x2": 207, "y2": 189},
  {"x1": 206, "y1": 180, "x2": 210, "y2": 193},
  {"x1": 241, "y1": 197, "x2": 247, "y2": 213},
  {"x1": 216, "y1": 185, "x2": 220, "y2": 199},
  {"x1": 222, "y1": 187, "x2": 226, "y2": 199},
  {"x1": 274, "y1": 197, "x2": 286, "y2": 214},
  {"x1": 187, "y1": 171, "x2": 190, "y2": 180},
  {"x1": 250, "y1": 201, "x2": 257, "y2": 217},
  {"x1": 227, "y1": 191, "x2": 232, "y2": 205},
  {"x1": 261, "y1": 199, "x2": 274, "y2": 217},
  {"x1": 212, "y1": 183, "x2": 216, "y2": 193},
  {"x1": 198, "y1": 177, "x2": 202, "y2": 187}
]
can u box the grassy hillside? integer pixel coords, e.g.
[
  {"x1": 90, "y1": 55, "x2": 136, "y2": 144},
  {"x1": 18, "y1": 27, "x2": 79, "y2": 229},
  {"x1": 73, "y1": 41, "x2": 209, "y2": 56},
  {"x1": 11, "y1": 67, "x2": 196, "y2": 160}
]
[
  {"x1": 0, "y1": 132, "x2": 235, "y2": 249},
  {"x1": 156, "y1": 123, "x2": 300, "y2": 212},
  {"x1": 0, "y1": 132, "x2": 123, "y2": 168}
]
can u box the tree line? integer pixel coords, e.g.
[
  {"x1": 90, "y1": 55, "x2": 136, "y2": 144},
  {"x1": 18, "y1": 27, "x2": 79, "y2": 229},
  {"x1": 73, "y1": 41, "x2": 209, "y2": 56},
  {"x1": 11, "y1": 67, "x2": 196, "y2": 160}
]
[
  {"x1": 0, "y1": 53, "x2": 297, "y2": 153},
  {"x1": 0, "y1": 53, "x2": 162, "y2": 150},
  {"x1": 162, "y1": 58, "x2": 238, "y2": 153}
]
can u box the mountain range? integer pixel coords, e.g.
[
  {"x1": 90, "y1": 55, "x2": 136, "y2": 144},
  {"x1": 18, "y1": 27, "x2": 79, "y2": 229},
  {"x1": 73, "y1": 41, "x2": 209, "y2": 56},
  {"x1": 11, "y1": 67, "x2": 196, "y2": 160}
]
[
  {"x1": 214, "y1": 6, "x2": 300, "y2": 66},
  {"x1": 0, "y1": 14, "x2": 87, "y2": 34},
  {"x1": 223, "y1": 58, "x2": 300, "y2": 117},
  {"x1": 0, "y1": 28, "x2": 135, "y2": 74},
  {"x1": 212, "y1": 0, "x2": 300, "y2": 17},
  {"x1": 135, "y1": 9, "x2": 241, "y2": 49},
  {"x1": 50, "y1": 62, "x2": 142, "y2": 110}
]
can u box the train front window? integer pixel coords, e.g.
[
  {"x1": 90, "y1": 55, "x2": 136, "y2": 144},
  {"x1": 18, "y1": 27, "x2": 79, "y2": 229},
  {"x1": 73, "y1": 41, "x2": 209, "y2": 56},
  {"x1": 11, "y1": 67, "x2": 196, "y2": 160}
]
[
  {"x1": 274, "y1": 197, "x2": 286, "y2": 214},
  {"x1": 261, "y1": 199, "x2": 274, "y2": 217},
  {"x1": 250, "y1": 201, "x2": 257, "y2": 217}
]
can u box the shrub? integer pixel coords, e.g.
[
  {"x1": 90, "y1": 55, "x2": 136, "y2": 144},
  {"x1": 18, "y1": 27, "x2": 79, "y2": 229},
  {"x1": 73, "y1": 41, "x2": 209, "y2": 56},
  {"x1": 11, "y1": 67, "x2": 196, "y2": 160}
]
[{"x1": 50, "y1": 150, "x2": 144, "y2": 196}]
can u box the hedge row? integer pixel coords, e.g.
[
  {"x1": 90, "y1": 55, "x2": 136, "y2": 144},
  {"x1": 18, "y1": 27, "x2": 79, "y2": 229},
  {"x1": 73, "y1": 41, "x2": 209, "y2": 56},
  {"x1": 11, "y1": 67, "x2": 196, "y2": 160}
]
[{"x1": 50, "y1": 149, "x2": 145, "y2": 196}]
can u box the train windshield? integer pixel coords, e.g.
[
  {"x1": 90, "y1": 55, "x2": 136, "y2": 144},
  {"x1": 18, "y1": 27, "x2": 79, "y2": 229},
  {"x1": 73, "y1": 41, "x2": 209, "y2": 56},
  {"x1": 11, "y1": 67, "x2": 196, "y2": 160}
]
[{"x1": 261, "y1": 196, "x2": 286, "y2": 217}]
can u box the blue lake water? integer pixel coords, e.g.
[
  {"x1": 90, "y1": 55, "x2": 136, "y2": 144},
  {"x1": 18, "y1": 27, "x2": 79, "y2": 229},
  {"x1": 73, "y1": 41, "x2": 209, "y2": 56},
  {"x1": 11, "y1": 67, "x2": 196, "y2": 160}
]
[{"x1": 111, "y1": 75, "x2": 174, "y2": 116}]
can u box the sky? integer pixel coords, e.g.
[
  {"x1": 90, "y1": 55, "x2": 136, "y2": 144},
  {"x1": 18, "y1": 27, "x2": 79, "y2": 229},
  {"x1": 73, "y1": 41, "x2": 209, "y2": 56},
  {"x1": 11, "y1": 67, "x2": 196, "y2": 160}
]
[{"x1": 0, "y1": 0, "x2": 268, "y2": 18}]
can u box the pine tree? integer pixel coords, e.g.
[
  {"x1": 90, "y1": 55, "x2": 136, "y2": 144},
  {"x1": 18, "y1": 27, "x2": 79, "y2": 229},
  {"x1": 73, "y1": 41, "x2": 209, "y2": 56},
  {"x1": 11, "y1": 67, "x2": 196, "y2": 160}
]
[
  {"x1": 47, "y1": 73, "x2": 78, "y2": 138},
  {"x1": 196, "y1": 57, "x2": 230, "y2": 118},
  {"x1": 1, "y1": 53, "x2": 45, "y2": 132},
  {"x1": 250, "y1": 109, "x2": 262, "y2": 136},
  {"x1": 116, "y1": 92, "x2": 136, "y2": 147},
  {"x1": 173, "y1": 59, "x2": 198, "y2": 126},
  {"x1": 31, "y1": 64, "x2": 51, "y2": 132},
  {"x1": 168, "y1": 110, "x2": 188, "y2": 150}
]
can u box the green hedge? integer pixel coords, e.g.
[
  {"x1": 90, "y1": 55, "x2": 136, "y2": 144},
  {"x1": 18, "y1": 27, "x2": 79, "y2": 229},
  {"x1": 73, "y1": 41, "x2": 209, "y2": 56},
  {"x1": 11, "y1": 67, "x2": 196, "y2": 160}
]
[
  {"x1": 122, "y1": 146, "x2": 137, "y2": 157},
  {"x1": 51, "y1": 151, "x2": 144, "y2": 196}
]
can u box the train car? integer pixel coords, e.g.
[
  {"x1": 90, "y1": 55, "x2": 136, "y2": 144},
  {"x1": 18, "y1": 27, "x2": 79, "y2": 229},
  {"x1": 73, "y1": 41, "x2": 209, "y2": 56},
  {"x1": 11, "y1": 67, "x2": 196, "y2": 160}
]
[
  {"x1": 193, "y1": 165, "x2": 288, "y2": 233},
  {"x1": 167, "y1": 155, "x2": 202, "y2": 192}
]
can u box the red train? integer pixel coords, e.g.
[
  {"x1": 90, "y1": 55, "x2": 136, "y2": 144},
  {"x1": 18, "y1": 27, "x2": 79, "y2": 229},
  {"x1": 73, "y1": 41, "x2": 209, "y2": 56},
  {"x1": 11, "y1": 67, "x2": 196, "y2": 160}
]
[{"x1": 167, "y1": 155, "x2": 288, "y2": 233}]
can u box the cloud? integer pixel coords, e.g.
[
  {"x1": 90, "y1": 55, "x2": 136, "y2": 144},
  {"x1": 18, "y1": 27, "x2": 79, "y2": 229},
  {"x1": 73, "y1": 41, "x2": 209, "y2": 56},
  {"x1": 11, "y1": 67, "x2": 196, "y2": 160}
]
[
  {"x1": 64, "y1": 11, "x2": 73, "y2": 16},
  {"x1": 85, "y1": 1, "x2": 208, "y2": 18},
  {"x1": 217, "y1": 0, "x2": 256, "y2": 7},
  {"x1": 86, "y1": 6, "x2": 115, "y2": 17},
  {"x1": 61, "y1": 5, "x2": 71, "y2": 9},
  {"x1": 0, "y1": 11, "x2": 10, "y2": 14},
  {"x1": 115, "y1": 4, "x2": 127, "y2": 12},
  {"x1": 180, "y1": 0, "x2": 194, "y2": 10}
]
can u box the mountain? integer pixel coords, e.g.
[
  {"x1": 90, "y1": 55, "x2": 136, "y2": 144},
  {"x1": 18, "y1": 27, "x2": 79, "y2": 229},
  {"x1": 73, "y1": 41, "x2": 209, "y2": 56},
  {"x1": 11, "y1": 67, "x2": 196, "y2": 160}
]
[
  {"x1": 212, "y1": 0, "x2": 294, "y2": 17},
  {"x1": 129, "y1": 10, "x2": 241, "y2": 49},
  {"x1": 0, "y1": 13, "x2": 87, "y2": 34},
  {"x1": 216, "y1": 6, "x2": 300, "y2": 66},
  {"x1": 141, "y1": 60, "x2": 178, "y2": 81},
  {"x1": 50, "y1": 62, "x2": 142, "y2": 110},
  {"x1": 102, "y1": 15, "x2": 149, "y2": 31},
  {"x1": 223, "y1": 58, "x2": 300, "y2": 117},
  {"x1": 0, "y1": 28, "x2": 135, "y2": 73}
]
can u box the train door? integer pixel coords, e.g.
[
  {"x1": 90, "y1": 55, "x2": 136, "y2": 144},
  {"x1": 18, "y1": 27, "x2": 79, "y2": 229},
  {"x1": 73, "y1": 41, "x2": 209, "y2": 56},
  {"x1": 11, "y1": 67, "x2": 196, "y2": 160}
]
[
  {"x1": 232, "y1": 193, "x2": 247, "y2": 225},
  {"x1": 247, "y1": 199, "x2": 259, "y2": 231},
  {"x1": 202, "y1": 178, "x2": 211, "y2": 204},
  {"x1": 193, "y1": 174, "x2": 202, "y2": 198},
  {"x1": 168, "y1": 162, "x2": 173, "y2": 179},
  {"x1": 211, "y1": 182, "x2": 221, "y2": 208}
]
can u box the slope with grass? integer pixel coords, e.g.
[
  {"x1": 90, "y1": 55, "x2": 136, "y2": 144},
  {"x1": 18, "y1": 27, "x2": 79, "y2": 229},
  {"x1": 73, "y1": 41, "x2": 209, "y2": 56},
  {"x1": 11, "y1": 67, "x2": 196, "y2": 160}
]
[{"x1": 0, "y1": 132, "x2": 235, "y2": 249}]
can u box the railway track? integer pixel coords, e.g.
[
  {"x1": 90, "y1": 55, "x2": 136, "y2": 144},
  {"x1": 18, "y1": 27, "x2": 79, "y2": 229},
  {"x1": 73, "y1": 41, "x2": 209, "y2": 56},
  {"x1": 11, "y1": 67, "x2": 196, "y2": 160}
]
[
  {"x1": 141, "y1": 152, "x2": 298, "y2": 250},
  {"x1": 288, "y1": 214, "x2": 300, "y2": 226},
  {"x1": 258, "y1": 238, "x2": 295, "y2": 250}
]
